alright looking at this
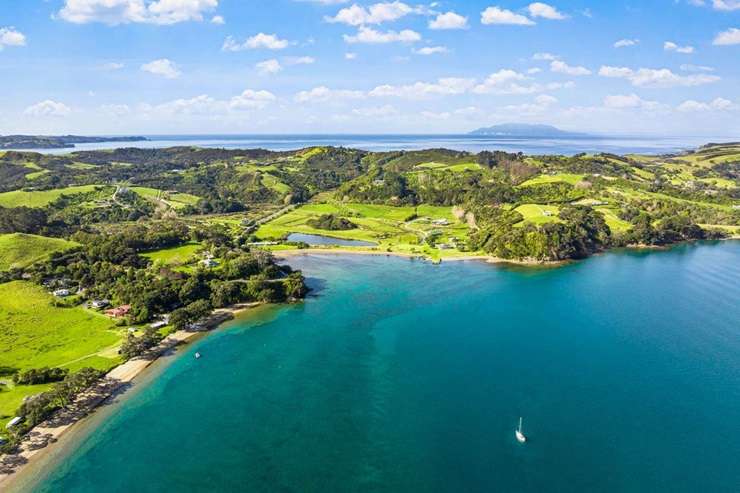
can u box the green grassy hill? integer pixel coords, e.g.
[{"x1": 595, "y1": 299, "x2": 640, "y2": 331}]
[
  {"x1": 0, "y1": 185, "x2": 100, "y2": 208},
  {"x1": 0, "y1": 233, "x2": 79, "y2": 271}
]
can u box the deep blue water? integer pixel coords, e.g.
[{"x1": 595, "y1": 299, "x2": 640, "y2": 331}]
[
  {"x1": 20, "y1": 134, "x2": 728, "y2": 156},
  {"x1": 18, "y1": 242, "x2": 740, "y2": 492},
  {"x1": 287, "y1": 233, "x2": 377, "y2": 247}
]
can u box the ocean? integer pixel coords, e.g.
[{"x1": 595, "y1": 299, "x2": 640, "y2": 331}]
[
  {"x1": 16, "y1": 134, "x2": 731, "y2": 156},
  {"x1": 15, "y1": 241, "x2": 740, "y2": 492}
]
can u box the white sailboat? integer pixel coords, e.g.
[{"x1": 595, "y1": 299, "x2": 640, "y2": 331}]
[{"x1": 515, "y1": 417, "x2": 527, "y2": 443}]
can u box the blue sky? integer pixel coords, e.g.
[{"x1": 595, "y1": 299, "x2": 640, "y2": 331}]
[{"x1": 1, "y1": 0, "x2": 739, "y2": 136}]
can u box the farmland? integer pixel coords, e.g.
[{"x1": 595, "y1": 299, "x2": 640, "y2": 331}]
[{"x1": 0, "y1": 233, "x2": 79, "y2": 271}]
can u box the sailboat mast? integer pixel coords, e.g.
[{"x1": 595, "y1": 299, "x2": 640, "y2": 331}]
[{"x1": 518, "y1": 417, "x2": 522, "y2": 432}]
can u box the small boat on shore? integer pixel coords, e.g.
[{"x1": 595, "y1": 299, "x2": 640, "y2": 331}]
[{"x1": 515, "y1": 417, "x2": 527, "y2": 443}]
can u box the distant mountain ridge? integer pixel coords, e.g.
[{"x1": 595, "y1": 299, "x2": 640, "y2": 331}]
[
  {"x1": 469, "y1": 123, "x2": 591, "y2": 138},
  {"x1": 0, "y1": 135, "x2": 148, "y2": 150}
]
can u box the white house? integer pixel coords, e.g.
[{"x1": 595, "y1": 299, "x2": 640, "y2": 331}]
[{"x1": 53, "y1": 289, "x2": 71, "y2": 297}]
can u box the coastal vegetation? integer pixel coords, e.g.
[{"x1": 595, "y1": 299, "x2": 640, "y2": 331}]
[{"x1": 0, "y1": 141, "x2": 738, "y2": 454}]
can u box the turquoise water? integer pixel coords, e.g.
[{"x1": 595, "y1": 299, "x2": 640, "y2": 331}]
[
  {"x1": 24, "y1": 242, "x2": 740, "y2": 492},
  {"x1": 287, "y1": 233, "x2": 377, "y2": 247}
]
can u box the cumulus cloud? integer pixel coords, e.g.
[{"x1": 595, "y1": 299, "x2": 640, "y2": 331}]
[
  {"x1": 664, "y1": 41, "x2": 695, "y2": 54},
  {"x1": 413, "y1": 46, "x2": 449, "y2": 55},
  {"x1": 210, "y1": 15, "x2": 224, "y2": 24},
  {"x1": 481, "y1": 7, "x2": 535, "y2": 26},
  {"x1": 345, "y1": 52, "x2": 357, "y2": 60},
  {"x1": 0, "y1": 27, "x2": 26, "y2": 49},
  {"x1": 294, "y1": 86, "x2": 365, "y2": 103},
  {"x1": 603, "y1": 93, "x2": 659, "y2": 109},
  {"x1": 343, "y1": 26, "x2": 420, "y2": 44},
  {"x1": 680, "y1": 64, "x2": 714, "y2": 72},
  {"x1": 710, "y1": 0, "x2": 740, "y2": 10},
  {"x1": 677, "y1": 98, "x2": 736, "y2": 112},
  {"x1": 24, "y1": 100, "x2": 72, "y2": 117},
  {"x1": 256, "y1": 59, "x2": 282, "y2": 75},
  {"x1": 285, "y1": 56, "x2": 316, "y2": 65},
  {"x1": 472, "y1": 69, "x2": 571, "y2": 95},
  {"x1": 598, "y1": 66, "x2": 719, "y2": 88},
  {"x1": 141, "y1": 58, "x2": 181, "y2": 78},
  {"x1": 369, "y1": 78, "x2": 476, "y2": 99},
  {"x1": 550, "y1": 60, "x2": 591, "y2": 76},
  {"x1": 229, "y1": 89, "x2": 276, "y2": 110},
  {"x1": 326, "y1": 2, "x2": 417, "y2": 25},
  {"x1": 429, "y1": 11, "x2": 468, "y2": 30},
  {"x1": 351, "y1": 105, "x2": 398, "y2": 117},
  {"x1": 527, "y1": 2, "x2": 566, "y2": 19},
  {"x1": 614, "y1": 38, "x2": 638, "y2": 48},
  {"x1": 713, "y1": 28, "x2": 740, "y2": 45},
  {"x1": 222, "y1": 33, "x2": 290, "y2": 51},
  {"x1": 58, "y1": 0, "x2": 218, "y2": 25}
]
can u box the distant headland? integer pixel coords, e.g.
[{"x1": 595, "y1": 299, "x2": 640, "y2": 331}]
[
  {"x1": 0, "y1": 135, "x2": 149, "y2": 150},
  {"x1": 469, "y1": 123, "x2": 592, "y2": 139}
]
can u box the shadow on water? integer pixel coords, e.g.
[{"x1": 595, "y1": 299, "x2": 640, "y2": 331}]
[{"x1": 303, "y1": 276, "x2": 328, "y2": 296}]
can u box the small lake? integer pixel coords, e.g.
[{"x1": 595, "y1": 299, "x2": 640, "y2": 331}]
[{"x1": 287, "y1": 233, "x2": 377, "y2": 247}]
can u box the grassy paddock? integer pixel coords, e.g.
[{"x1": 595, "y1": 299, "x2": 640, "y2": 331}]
[
  {"x1": 0, "y1": 233, "x2": 79, "y2": 271},
  {"x1": 0, "y1": 185, "x2": 100, "y2": 208},
  {"x1": 142, "y1": 241, "x2": 203, "y2": 266}
]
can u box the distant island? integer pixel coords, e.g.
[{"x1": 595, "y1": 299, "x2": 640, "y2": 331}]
[
  {"x1": 469, "y1": 123, "x2": 591, "y2": 139},
  {"x1": 0, "y1": 135, "x2": 148, "y2": 150}
]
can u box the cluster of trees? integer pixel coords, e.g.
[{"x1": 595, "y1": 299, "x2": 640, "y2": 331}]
[
  {"x1": 9, "y1": 368, "x2": 104, "y2": 440},
  {"x1": 119, "y1": 327, "x2": 164, "y2": 360},
  {"x1": 469, "y1": 205, "x2": 612, "y2": 261},
  {"x1": 12, "y1": 367, "x2": 69, "y2": 385},
  {"x1": 307, "y1": 214, "x2": 357, "y2": 231},
  {"x1": 625, "y1": 214, "x2": 722, "y2": 246}
]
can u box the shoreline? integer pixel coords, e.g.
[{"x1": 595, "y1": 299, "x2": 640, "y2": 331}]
[{"x1": 0, "y1": 303, "x2": 260, "y2": 490}]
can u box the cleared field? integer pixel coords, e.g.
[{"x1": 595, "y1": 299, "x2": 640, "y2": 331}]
[
  {"x1": 261, "y1": 174, "x2": 291, "y2": 194},
  {"x1": 414, "y1": 162, "x2": 481, "y2": 172},
  {"x1": 130, "y1": 187, "x2": 201, "y2": 210},
  {"x1": 0, "y1": 185, "x2": 100, "y2": 208},
  {"x1": 142, "y1": 241, "x2": 203, "y2": 266},
  {"x1": 514, "y1": 204, "x2": 562, "y2": 225},
  {"x1": 519, "y1": 173, "x2": 585, "y2": 187},
  {"x1": 0, "y1": 233, "x2": 79, "y2": 271},
  {"x1": 257, "y1": 202, "x2": 474, "y2": 259},
  {"x1": 0, "y1": 281, "x2": 122, "y2": 427},
  {"x1": 594, "y1": 207, "x2": 632, "y2": 233}
]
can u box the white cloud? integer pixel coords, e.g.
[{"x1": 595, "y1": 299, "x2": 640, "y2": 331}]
[
  {"x1": 503, "y1": 94, "x2": 559, "y2": 114},
  {"x1": 532, "y1": 52, "x2": 558, "y2": 60},
  {"x1": 527, "y1": 2, "x2": 566, "y2": 20},
  {"x1": 100, "y1": 104, "x2": 131, "y2": 116},
  {"x1": 210, "y1": 15, "x2": 224, "y2": 24},
  {"x1": 24, "y1": 100, "x2": 72, "y2": 117},
  {"x1": 326, "y1": 2, "x2": 416, "y2": 26},
  {"x1": 285, "y1": 56, "x2": 316, "y2": 65},
  {"x1": 58, "y1": 0, "x2": 218, "y2": 25},
  {"x1": 614, "y1": 38, "x2": 638, "y2": 48},
  {"x1": 527, "y1": 67, "x2": 542, "y2": 74},
  {"x1": 413, "y1": 46, "x2": 448, "y2": 55},
  {"x1": 294, "y1": 86, "x2": 365, "y2": 103},
  {"x1": 481, "y1": 7, "x2": 535, "y2": 26},
  {"x1": 664, "y1": 41, "x2": 695, "y2": 54},
  {"x1": 598, "y1": 66, "x2": 719, "y2": 88},
  {"x1": 222, "y1": 33, "x2": 290, "y2": 51},
  {"x1": 550, "y1": 60, "x2": 591, "y2": 75},
  {"x1": 472, "y1": 69, "x2": 527, "y2": 94},
  {"x1": 343, "y1": 26, "x2": 421, "y2": 44},
  {"x1": 345, "y1": 52, "x2": 357, "y2": 60},
  {"x1": 429, "y1": 11, "x2": 468, "y2": 30},
  {"x1": 369, "y1": 78, "x2": 476, "y2": 99},
  {"x1": 0, "y1": 27, "x2": 26, "y2": 49},
  {"x1": 352, "y1": 105, "x2": 398, "y2": 117},
  {"x1": 100, "y1": 62, "x2": 124, "y2": 70},
  {"x1": 713, "y1": 28, "x2": 740, "y2": 46},
  {"x1": 256, "y1": 59, "x2": 282, "y2": 75},
  {"x1": 680, "y1": 64, "x2": 714, "y2": 72},
  {"x1": 229, "y1": 89, "x2": 276, "y2": 110},
  {"x1": 677, "y1": 98, "x2": 735, "y2": 112},
  {"x1": 712, "y1": 0, "x2": 740, "y2": 10},
  {"x1": 603, "y1": 93, "x2": 658, "y2": 109},
  {"x1": 141, "y1": 58, "x2": 181, "y2": 79}
]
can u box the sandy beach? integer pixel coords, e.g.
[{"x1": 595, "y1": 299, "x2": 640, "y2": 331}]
[{"x1": 0, "y1": 305, "x2": 261, "y2": 490}]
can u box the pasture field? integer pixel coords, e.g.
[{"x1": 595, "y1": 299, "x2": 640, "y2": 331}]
[
  {"x1": 129, "y1": 186, "x2": 201, "y2": 210},
  {"x1": 0, "y1": 185, "x2": 100, "y2": 208},
  {"x1": 257, "y1": 202, "x2": 475, "y2": 259},
  {"x1": 142, "y1": 241, "x2": 203, "y2": 266},
  {"x1": 513, "y1": 204, "x2": 562, "y2": 225},
  {"x1": 519, "y1": 173, "x2": 586, "y2": 187},
  {"x1": 0, "y1": 281, "x2": 122, "y2": 428},
  {"x1": 0, "y1": 233, "x2": 79, "y2": 271}
]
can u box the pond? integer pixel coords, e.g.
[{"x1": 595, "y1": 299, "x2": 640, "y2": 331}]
[{"x1": 287, "y1": 233, "x2": 377, "y2": 247}]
